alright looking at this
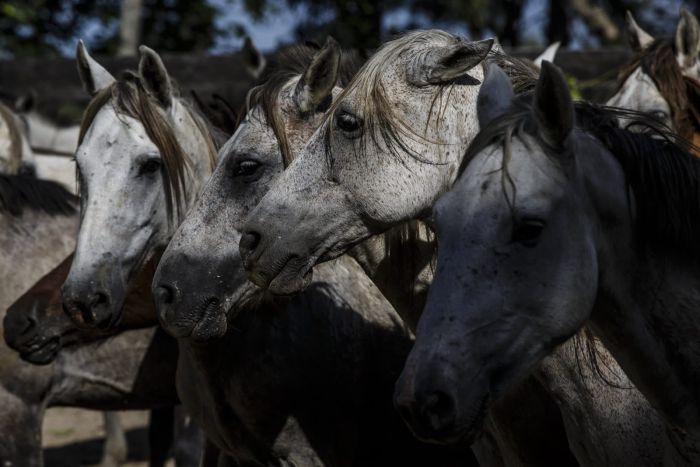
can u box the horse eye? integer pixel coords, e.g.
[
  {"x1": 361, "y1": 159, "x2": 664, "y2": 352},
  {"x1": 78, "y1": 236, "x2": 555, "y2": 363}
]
[
  {"x1": 233, "y1": 159, "x2": 261, "y2": 177},
  {"x1": 139, "y1": 158, "x2": 162, "y2": 176},
  {"x1": 335, "y1": 111, "x2": 362, "y2": 133},
  {"x1": 512, "y1": 219, "x2": 545, "y2": 247},
  {"x1": 650, "y1": 110, "x2": 669, "y2": 122}
]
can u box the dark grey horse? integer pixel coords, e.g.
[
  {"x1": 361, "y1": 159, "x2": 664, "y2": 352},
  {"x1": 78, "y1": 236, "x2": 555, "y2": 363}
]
[{"x1": 397, "y1": 62, "x2": 696, "y2": 463}]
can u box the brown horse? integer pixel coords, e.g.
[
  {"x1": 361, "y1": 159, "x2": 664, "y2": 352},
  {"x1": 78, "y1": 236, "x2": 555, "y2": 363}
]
[{"x1": 3, "y1": 253, "x2": 203, "y2": 467}]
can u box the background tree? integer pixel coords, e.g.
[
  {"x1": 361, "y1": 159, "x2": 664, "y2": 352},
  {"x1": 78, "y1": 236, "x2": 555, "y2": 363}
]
[{"x1": 0, "y1": 0, "x2": 223, "y2": 57}]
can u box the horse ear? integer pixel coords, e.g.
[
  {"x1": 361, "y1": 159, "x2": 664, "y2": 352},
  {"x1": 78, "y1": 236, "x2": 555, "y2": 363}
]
[
  {"x1": 242, "y1": 37, "x2": 266, "y2": 79},
  {"x1": 533, "y1": 61, "x2": 574, "y2": 148},
  {"x1": 293, "y1": 36, "x2": 341, "y2": 114},
  {"x1": 138, "y1": 45, "x2": 173, "y2": 108},
  {"x1": 626, "y1": 11, "x2": 654, "y2": 51},
  {"x1": 477, "y1": 63, "x2": 513, "y2": 127},
  {"x1": 409, "y1": 38, "x2": 494, "y2": 86},
  {"x1": 675, "y1": 7, "x2": 700, "y2": 70},
  {"x1": 491, "y1": 37, "x2": 505, "y2": 55},
  {"x1": 76, "y1": 40, "x2": 115, "y2": 96},
  {"x1": 533, "y1": 42, "x2": 560, "y2": 68}
]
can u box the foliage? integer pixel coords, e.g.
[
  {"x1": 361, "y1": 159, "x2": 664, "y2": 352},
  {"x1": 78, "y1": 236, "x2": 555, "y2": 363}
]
[{"x1": 0, "y1": 0, "x2": 223, "y2": 57}]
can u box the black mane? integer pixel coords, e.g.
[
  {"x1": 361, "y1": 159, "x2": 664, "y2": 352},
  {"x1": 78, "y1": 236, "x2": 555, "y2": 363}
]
[
  {"x1": 0, "y1": 174, "x2": 77, "y2": 217},
  {"x1": 465, "y1": 95, "x2": 700, "y2": 257}
]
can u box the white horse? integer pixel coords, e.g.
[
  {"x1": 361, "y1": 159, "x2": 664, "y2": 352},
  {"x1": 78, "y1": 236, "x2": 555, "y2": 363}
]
[
  {"x1": 607, "y1": 8, "x2": 700, "y2": 142},
  {"x1": 61, "y1": 41, "x2": 218, "y2": 329},
  {"x1": 0, "y1": 101, "x2": 36, "y2": 175}
]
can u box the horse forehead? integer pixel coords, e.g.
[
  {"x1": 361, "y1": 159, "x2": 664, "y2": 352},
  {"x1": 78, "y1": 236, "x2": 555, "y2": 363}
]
[
  {"x1": 459, "y1": 139, "x2": 565, "y2": 211},
  {"x1": 610, "y1": 67, "x2": 663, "y2": 106},
  {"x1": 230, "y1": 108, "x2": 278, "y2": 153},
  {"x1": 78, "y1": 106, "x2": 155, "y2": 166}
]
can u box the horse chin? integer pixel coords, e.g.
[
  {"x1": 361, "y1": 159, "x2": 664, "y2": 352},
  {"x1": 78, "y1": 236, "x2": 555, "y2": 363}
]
[
  {"x1": 244, "y1": 243, "x2": 315, "y2": 295},
  {"x1": 267, "y1": 264, "x2": 313, "y2": 295},
  {"x1": 162, "y1": 296, "x2": 229, "y2": 342},
  {"x1": 190, "y1": 310, "x2": 228, "y2": 342},
  {"x1": 19, "y1": 336, "x2": 62, "y2": 365}
]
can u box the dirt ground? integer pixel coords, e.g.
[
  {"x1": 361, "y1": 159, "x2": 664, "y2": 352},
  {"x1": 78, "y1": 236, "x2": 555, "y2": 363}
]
[{"x1": 43, "y1": 408, "x2": 175, "y2": 467}]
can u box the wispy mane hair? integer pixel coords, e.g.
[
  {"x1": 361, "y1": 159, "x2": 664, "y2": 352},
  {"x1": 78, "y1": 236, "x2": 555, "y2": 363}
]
[
  {"x1": 78, "y1": 71, "x2": 218, "y2": 222},
  {"x1": 244, "y1": 44, "x2": 363, "y2": 166},
  {"x1": 0, "y1": 174, "x2": 76, "y2": 217},
  {"x1": 465, "y1": 95, "x2": 700, "y2": 258},
  {"x1": 617, "y1": 39, "x2": 699, "y2": 141},
  {"x1": 0, "y1": 102, "x2": 24, "y2": 174},
  {"x1": 321, "y1": 30, "x2": 540, "y2": 167}
]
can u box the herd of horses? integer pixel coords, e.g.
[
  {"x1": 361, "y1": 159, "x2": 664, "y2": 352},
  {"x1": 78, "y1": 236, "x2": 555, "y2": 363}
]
[{"x1": 1, "y1": 6, "x2": 700, "y2": 467}]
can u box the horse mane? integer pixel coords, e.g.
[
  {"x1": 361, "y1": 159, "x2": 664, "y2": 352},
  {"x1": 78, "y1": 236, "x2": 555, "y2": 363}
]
[
  {"x1": 77, "y1": 71, "x2": 218, "y2": 222},
  {"x1": 320, "y1": 31, "x2": 539, "y2": 168},
  {"x1": 485, "y1": 50, "x2": 540, "y2": 94},
  {"x1": 465, "y1": 94, "x2": 700, "y2": 258},
  {"x1": 0, "y1": 174, "x2": 77, "y2": 217},
  {"x1": 0, "y1": 102, "x2": 24, "y2": 174},
  {"x1": 244, "y1": 43, "x2": 363, "y2": 166},
  {"x1": 577, "y1": 102, "x2": 700, "y2": 256},
  {"x1": 616, "y1": 39, "x2": 699, "y2": 141}
]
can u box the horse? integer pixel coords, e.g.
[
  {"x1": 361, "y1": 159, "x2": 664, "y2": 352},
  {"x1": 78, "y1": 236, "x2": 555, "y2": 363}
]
[
  {"x1": 13, "y1": 93, "x2": 79, "y2": 191},
  {"x1": 238, "y1": 30, "x2": 666, "y2": 466},
  {"x1": 607, "y1": 8, "x2": 700, "y2": 150},
  {"x1": 3, "y1": 253, "x2": 204, "y2": 467},
  {"x1": 0, "y1": 101, "x2": 36, "y2": 175},
  {"x1": 397, "y1": 61, "x2": 700, "y2": 465},
  {"x1": 60, "y1": 41, "x2": 220, "y2": 330},
  {"x1": 0, "y1": 173, "x2": 186, "y2": 466}
]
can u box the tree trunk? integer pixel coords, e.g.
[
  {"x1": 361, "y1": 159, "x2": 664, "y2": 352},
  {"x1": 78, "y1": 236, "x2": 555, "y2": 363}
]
[
  {"x1": 571, "y1": 0, "x2": 620, "y2": 43},
  {"x1": 118, "y1": 0, "x2": 143, "y2": 57},
  {"x1": 548, "y1": 0, "x2": 571, "y2": 46}
]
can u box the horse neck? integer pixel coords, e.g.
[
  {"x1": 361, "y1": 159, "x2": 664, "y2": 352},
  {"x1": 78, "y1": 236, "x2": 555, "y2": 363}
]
[
  {"x1": 349, "y1": 222, "x2": 434, "y2": 331},
  {"x1": 582, "y1": 137, "x2": 700, "y2": 432},
  {"x1": 0, "y1": 210, "x2": 78, "y2": 317},
  {"x1": 593, "y1": 248, "x2": 700, "y2": 432}
]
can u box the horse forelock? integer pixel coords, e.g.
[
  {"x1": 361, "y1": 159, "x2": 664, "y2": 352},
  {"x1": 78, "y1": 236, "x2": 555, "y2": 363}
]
[
  {"x1": 321, "y1": 30, "x2": 475, "y2": 169},
  {"x1": 244, "y1": 44, "x2": 362, "y2": 167},
  {"x1": 77, "y1": 72, "x2": 218, "y2": 223},
  {"x1": 0, "y1": 102, "x2": 25, "y2": 174}
]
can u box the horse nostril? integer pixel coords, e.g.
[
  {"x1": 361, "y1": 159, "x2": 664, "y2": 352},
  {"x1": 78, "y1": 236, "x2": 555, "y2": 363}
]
[
  {"x1": 239, "y1": 231, "x2": 261, "y2": 259},
  {"x1": 22, "y1": 315, "x2": 37, "y2": 335},
  {"x1": 90, "y1": 291, "x2": 109, "y2": 309},
  {"x1": 420, "y1": 391, "x2": 456, "y2": 433},
  {"x1": 154, "y1": 284, "x2": 176, "y2": 306}
]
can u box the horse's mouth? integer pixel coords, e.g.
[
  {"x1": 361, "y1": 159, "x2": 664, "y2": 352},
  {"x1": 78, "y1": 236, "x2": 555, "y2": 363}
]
[
  {"x1": 247, "y1": 251, "x2": 314, "y2": 295},
  {"x1": 163, "y1": 296, "x2": 228, "y2": 342},
  {"x1": 19, "y1": 336, "x2": 61, "y2": 365},
  {"x1": 410, "y1": 394, "x2": 489, "y2": 446}
]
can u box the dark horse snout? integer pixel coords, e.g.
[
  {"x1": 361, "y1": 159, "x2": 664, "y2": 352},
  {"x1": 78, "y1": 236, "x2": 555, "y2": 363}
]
[
  {"x1": 62, "y1": 282, "x2": 114, "y2": 329},
  {"x1": 4, "y1": 300, "x2": 39, "y2": 351},
  {"x1": 394, "y1": 367, "x2": 461, "y2": 444},
  {"x1": 153, "y1": 253, "x2": 229, "y2": 341},
  {"x1": 4, "y1": 294, "x2": 61, "y2": 365}
]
